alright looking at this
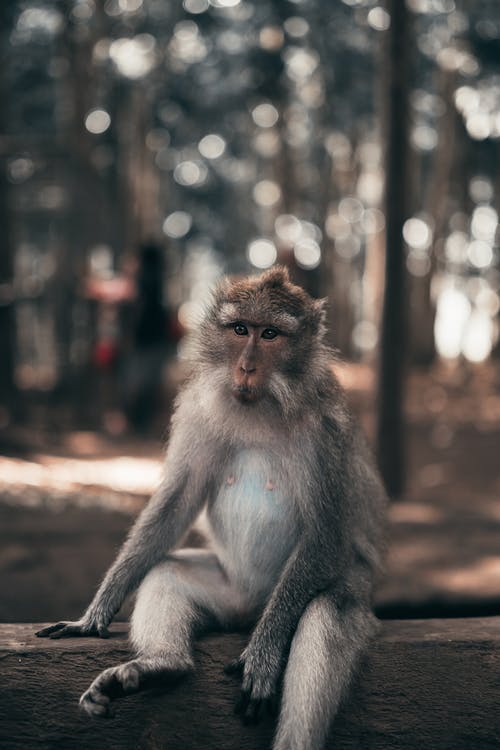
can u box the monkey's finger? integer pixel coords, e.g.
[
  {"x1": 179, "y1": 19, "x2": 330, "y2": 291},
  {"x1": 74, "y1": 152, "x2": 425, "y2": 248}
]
[
  {"x1": 35, "y1": 622, "x2": 68, "y2": 637},
  {"x1": 80, "y1": 700, "x2": 110, "y2": 718},
  {"x1": 79, "y1": 690, "x2": 114, "y2": 719},
  {"x1": 49, "y1": 624, "x2": 86, "y2": 639},
  {"x1": 242, "y1": 698, "x2": 263, "y2": 725}
]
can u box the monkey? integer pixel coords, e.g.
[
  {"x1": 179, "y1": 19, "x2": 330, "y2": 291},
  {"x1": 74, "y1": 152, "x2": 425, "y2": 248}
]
[{"x1": 37, "y1": 266, "x2": 386, "y2": 750}]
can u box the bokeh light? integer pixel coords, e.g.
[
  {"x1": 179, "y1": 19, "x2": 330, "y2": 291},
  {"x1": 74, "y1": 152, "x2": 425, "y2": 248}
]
[
  {"x1": 183, "y1": 0, "x2": 210, "y2": 13},
  {"x1": 471, "y1": 206, "x2": 498, "y2": 243},
  {"x1": 467, "y1": 241, "x2": 493, "y2": 270},
  {"x1": 247, "y1": 239, "x2": 277, "y2": 269},
  {"x1": 293, "y1": 239, "x2": 321, "y2": 270},
  {"x1": 162, "y1": 211, "x2": 193, "y2": 238},
  {"x1": 109, "y1": 35, "x2": 156, "y2": 79},
  {"x1": 367, "y1": 7, "x2": 391, "y2": 31},
  {"x1": 284, "y1": 17, "x2": 309, "y2": 39},
  {"x1": 403, "y1": 217, "x2": 433, "y2": 251},
  {"x1": 252, "y1": 180, "x2": 281, "y2": 208},
  {"x1": 434, "y1": 286, "x2": 471, "y2": 360},
  {"x1": 251, "y1": 103, "x2": 279, "y2": 128},
  {"x1": 275, "y1": 214, "x2": 302, "y2": 244},
  {"x1": 198, "y1": 134, "x2": 226, "y2": 159},
  {"x1": 8, "y1": 157, "x2": 35, "y2": 183},
  {"x1": 174, "y1": 160, "x2": 208, "y2": 187},
  {"x1": 84, "y1": 109, "x2": 111, "y2": 134}
]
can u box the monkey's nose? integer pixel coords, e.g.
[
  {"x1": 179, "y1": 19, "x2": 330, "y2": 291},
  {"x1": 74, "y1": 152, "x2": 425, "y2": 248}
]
[{"x1": 240, "y1": 364, "x2": 256, "y2": 374}]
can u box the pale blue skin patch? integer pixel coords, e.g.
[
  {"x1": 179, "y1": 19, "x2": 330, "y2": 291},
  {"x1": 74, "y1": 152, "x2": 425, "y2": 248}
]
[{"x1": 208, "y1": 449, "x2": 299, "y2": 599}]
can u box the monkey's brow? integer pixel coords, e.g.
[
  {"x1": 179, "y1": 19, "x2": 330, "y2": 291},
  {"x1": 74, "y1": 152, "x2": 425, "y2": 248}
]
[{"x1": 217, "y1": 303, "x2": 300, "y2": 333}]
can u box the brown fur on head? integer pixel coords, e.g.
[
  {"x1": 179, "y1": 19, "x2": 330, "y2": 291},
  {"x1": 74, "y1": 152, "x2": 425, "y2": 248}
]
[
  {"x1": 214, "y1": 266, "x2": 326, "y2": 336},
  {"x1": 195, "y1": 266, "x2": 329, "y2": 411}
]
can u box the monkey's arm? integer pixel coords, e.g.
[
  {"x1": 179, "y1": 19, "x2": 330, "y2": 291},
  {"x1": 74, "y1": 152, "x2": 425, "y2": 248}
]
[
  {"x1": 229, "y1": 420, "x2": 365, "y2": 719},
  {"x1": 36, "y1": 473, "x2": 198, "y2": 638},
  {"x1": 37, "y1": 414, "x2": 209, "y2": 639},
  {"x1": 226, "y1": 527, "x2": 350, "y2": 720}
]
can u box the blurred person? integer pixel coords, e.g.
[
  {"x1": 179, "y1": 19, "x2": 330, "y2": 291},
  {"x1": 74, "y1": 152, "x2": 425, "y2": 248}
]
[{"x1": 121, "y1": 242, "x2": 172, "y2": 433}]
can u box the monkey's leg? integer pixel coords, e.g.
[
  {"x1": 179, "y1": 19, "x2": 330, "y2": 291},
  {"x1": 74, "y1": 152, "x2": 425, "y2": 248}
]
[
  {"x1": 80, "y1": 549, "x2": 237, "y2": 718},
  {"x1": 273, "y1": 593, "x2": 378, "y2": 750}
]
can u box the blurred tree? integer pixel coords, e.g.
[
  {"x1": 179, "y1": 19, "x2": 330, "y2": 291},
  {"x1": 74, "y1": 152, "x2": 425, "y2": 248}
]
[
  {"x1": 1, "y1": 0, "x2": 499, "y2": 437},
  {"x1": 0, "y1": 3, "x2": 16, "y2": 425},
  {"x1": 376, "y1": 0, "x2": 411, "y2": 498}
]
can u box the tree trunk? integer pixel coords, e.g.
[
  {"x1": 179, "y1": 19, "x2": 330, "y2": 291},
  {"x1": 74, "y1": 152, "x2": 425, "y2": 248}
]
[
  {"x1": 376, "y1": 0, "x2": 411, "y2": 497},
  {"x1": 0, "y1": 7, "x2": 16, "y2": 422}
]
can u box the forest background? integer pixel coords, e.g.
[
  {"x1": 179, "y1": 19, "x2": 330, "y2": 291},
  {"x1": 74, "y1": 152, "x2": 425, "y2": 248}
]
[{"x1": 0, "y1": 0, "x2": 499, "y2": 624}]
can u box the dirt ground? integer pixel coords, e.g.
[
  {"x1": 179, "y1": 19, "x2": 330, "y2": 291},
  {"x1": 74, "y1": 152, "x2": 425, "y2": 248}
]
[{"x1": 1, "y1": 361, "x2": 500, "y2": 623}]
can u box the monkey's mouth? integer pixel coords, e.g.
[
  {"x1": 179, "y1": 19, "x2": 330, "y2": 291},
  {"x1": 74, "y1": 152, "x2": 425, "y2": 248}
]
[{"x1": 232, "y1": 385, "x2": 259, "y2": 404}]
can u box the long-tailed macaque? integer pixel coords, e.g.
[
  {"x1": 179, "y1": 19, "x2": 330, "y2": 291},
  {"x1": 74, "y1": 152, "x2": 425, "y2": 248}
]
[{"x1": 37, "y1": 267, "x2": 386, "y2": 749}]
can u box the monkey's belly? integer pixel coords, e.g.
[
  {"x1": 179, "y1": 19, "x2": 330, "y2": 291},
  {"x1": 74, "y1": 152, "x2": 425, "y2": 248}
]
[{"x1": 208, "y1": 449, "x2": 298, "y2": 596}]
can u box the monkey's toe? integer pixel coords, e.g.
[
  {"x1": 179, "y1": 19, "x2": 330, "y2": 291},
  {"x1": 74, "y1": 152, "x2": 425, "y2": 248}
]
[
  {"x1": 236, "y1": 693, "x2": 262, "y2": 724},
  {"x1": 235, "y1": 692, "x2": 279, "y2": 724},
  {"x1": 115, "y1": 661, "x2": 142, "y2": 691},
  {"x1": 79, "y1": 685, "x2": 113, "y2": 719},
  {"x1": 79, "y1": 662, "x2": 143, "y2": 718}
]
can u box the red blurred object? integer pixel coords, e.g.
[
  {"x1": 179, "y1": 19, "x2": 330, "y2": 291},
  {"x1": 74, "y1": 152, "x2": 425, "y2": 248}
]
[{"x1": 92, "y1": 340, "x2": 119, "y2": 369}]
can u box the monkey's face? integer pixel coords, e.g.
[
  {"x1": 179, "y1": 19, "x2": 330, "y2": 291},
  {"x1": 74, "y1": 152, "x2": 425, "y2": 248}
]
[
  {"x1": 224, "y1": 320, "x2": 290, "y2": 405},
  {"x1": 195, "y1": 266, "x2": 327, "y2": 413}
]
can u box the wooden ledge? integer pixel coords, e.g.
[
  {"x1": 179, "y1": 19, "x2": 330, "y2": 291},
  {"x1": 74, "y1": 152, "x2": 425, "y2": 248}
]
[{"x1": 1, "y1": 618, "x2": 500, "y2": 749}]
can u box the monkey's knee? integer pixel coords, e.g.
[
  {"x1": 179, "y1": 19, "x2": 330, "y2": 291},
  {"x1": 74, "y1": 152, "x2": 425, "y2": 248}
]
[
  {"x1": 292, "y1": 595, "x2": 377, "y2": 664},
  {"x1": 130, "y1": 561, "x2": 198, "y2": 656},
  {"x1": 134, "y1": 561, "x2": 174, "y2": 606}
]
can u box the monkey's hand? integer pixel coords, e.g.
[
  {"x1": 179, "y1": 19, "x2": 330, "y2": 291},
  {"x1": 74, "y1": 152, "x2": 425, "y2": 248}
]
[
  {"x1": 225, "y1": 639, "x2": 283, "y2": 723},
  {"x1": 35, "y1": 616, "x2": 110, "y2": 640}
]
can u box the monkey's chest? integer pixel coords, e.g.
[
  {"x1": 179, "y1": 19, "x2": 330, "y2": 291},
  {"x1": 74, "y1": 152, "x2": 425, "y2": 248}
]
[{"x1": 208, "y1": 449, "x2": 298, "y2": 588}]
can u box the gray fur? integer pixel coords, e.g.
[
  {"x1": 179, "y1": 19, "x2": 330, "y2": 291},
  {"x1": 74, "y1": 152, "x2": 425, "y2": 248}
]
[{"x1": 36, "y1": 268, "x2": 386, "y2": 749}]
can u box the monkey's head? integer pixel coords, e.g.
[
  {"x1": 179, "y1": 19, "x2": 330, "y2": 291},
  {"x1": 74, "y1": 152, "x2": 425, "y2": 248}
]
[{"x1": 195, "y1": 266, "x2": 328, "y2": 412}]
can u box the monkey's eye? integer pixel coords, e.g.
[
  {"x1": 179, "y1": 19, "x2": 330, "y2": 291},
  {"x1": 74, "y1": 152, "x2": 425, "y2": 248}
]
[
  {"x1": 233, "y1": 323, "x2": 248, "y2": 336},
  {"x1": 261, "y1": 328, "x2": 279, "y2": 340}
]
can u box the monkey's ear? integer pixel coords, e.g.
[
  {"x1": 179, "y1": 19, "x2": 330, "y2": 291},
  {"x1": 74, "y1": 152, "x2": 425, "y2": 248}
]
[
  {"x1": 212, "y1": 275, "x2": 233, "y2": 304},
  {"x1": 310, "y1": 298, "x2": 327, "y2": 335},
  {"x1": 259, "y1": 265, "x2": 290, "y2": 288}
]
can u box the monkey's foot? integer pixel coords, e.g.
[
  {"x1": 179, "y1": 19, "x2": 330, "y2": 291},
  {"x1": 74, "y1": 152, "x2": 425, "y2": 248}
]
[
  {"x1": 225, "y1": 652, "x2": 280, "y2": 724},
  {"x1": 80, "y1": 657, "x2": 193, "y2": 718},
  {"x1": 79, "y1": 661, "x2": 143, "y2": 718}
]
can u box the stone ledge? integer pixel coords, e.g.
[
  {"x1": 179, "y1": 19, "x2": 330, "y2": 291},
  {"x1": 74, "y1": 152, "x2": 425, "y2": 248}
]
[{"x1": 1, "y1": 618, "x2": 500, "y2": 749}]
